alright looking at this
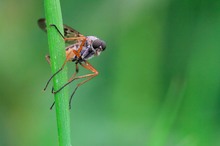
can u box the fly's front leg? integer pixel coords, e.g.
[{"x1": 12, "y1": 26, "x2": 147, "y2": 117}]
[
  {"x1": 77, "y1": 38, "x2": 86, "y2": 53},
  {"x1": 43, "y1": 51, "x2": 74, "y2": 91},
  {"x1": 45, "y1": 55, "x2": 56, "y2": 93},
  {"x1": 51, "y1": 49, "x2": 82, "y2": 95},
  {"x1": 44, "y1": 54, "x2": 56, "y2": 109},
  {"x1": 43, "y1": 58, "x2": 67, "y2": 91}
]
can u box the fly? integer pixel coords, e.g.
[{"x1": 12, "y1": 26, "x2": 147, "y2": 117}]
[{"x1": 38, "y1": 18, "x2": 106, "y2": 109}]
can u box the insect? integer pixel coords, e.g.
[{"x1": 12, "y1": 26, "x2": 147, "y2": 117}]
[{"x1": 38, "y1": 18, "x2": 106, "y2": 109}]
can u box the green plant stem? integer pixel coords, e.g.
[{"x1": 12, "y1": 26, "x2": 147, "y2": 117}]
[{"x1": 44, "y1": 0, "x2": 71, "y2": 146}]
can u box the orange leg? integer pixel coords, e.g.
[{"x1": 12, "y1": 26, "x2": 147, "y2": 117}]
[
  {"x1": 51, "y1": 37, "x2": 86, "y2": 93},
  {"x1": 52, "y1": 61, "x2": 98, "y2": 109},
  {"x1": 52, "y1": 61, "x2": 97, "y2": 94},
  {"x1": 50, "y1": 24, "x2": 86, "y2": 44},
  {"x1": 66, "y1": 37, "x2": 87, "y2": 58},
  {"x1": 64, "y1": 37, "x2": 86, "y2": 42},
  {"x1": 50, "y1": 23, "x2": 87, "y2": 59},
  {"x1": 43, "y1": 50, "x2": 77, "y2": 91},
  {"x1": 50, "y1": 62, "x2": 79, "y2": 110},
  {"x1": 69, "y1": 62, "x2": 98, "y2": 109},
  {"x1": 72, "y1": 50, "x2": 80, "y2": 58},
  {"x1": 77, "y1": 37, "x2": 86, "y2": 54}
]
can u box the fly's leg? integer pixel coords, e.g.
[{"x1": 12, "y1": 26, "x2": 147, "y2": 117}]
[
  {"x1": 51, "y1": 61, "x2": 98, "y2": 109},
  {"x1": 69, "y1": 61, "x2": 98, "y2": 109},
  {"x1": 50, "y1": 63, "x2": 79, "y2": 110},
  {"x1": 49, "y1": 24, "x2": 65, "y2": 39},
  {"x1": 50, "y1": 102, "x2": 55, "y2": 110},
  {"x1": 46, "y1": 24, "x2": 87, "y2": 109},
  {"x1": 44, "y1": 55, "x2": 56, "y2": 109},
  {"x1": 76, "y1": 38, "x2": 86, "y2": 54},
  {"x1": 43, "y1": 51, "x2": 74, "y2": 91},
  {"x1": 52, "y1": 61, "x2": 98, "y2": 94},
  {"x1": 52, "y1": 63, "x2": 79, "y2": 94},
  {"x1": 45, "y1": 55, "x2": 55, "y2": 93},
  {"x1": 50, "y1": 50, "x2": 80, "y2": 110},
  {"x1": 44, "y1": 23, "x2": 85, "y2": 92},
  {"x1": 64, "y1": 37, "x2": 86, "y2": 42},
  {"x1": 43, "y1": 59, "x2": 68, "y2": 91},
  {"x1": 50, "y1": 44, "x2": 85, "y2": 94}
]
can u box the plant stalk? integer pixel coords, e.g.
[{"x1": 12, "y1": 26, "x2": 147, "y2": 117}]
[{"x1": 44, "y1": 0, "x2": 71, "y2": 145}]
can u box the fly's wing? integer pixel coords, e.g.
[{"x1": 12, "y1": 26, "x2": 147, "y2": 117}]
[
  {"x1": 38, "y1": 18, "x2": 46, "y2": 32},
  {"x1": 38, "y1": 18, "x2": 84, "y2": 44}
]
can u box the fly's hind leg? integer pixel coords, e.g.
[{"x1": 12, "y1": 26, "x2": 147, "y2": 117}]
[
  {"x1": 50, "y1": 63, "x2": 79, "y2": 110},
  {"x1": 68, "y1": 61, "x2": 98, "y2": 109},
  {"x1": 51, "y1": 61, "x2": 98, "y2": 109}
]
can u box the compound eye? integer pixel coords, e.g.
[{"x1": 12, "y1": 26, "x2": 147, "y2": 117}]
[{"x1": 92, "y1": 39, "x2": 102, "y2": 49}]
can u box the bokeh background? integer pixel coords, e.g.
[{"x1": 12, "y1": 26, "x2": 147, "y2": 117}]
[{"x1": 1, "y1": 0, "x2": 220, "y2": 146}]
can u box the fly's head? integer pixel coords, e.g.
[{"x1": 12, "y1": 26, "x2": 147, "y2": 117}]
[{"x1": 88, "y1": 36, "x2": 106, "y2": 56}]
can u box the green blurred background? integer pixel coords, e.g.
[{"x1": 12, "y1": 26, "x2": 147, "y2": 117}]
[{"x1": 1, "y1": 0, "x2": 220, "y2": 146}]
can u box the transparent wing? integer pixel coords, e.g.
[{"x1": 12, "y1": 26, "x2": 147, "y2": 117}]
[{"x1": 38, "y1": 18, "x2": 84, "y2": 44}]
